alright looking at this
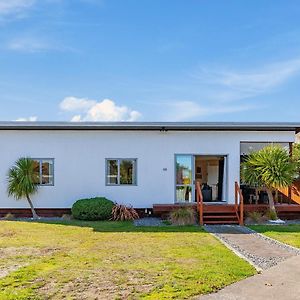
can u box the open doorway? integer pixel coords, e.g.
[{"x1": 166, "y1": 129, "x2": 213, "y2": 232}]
[
  {"x1": 175, "y1": 155, "x2": 227, "y2": 203},
  {"x1": 195, "y1": 155, "x2": 226, "y2": 202}
]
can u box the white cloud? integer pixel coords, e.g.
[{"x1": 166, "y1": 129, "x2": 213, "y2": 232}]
[
  {"x1": 6, "y1": 36, "x2": 73, "y2": 53},
  {"x1": 0, "y1": 0, "x2": 35, "y2": 16},
  {"x1": 195, "y1": 58, "x2": 300, "y2": 102},
  {"x1": 14, "y1": 116, "x2": 37, "y2": 122},
  {"x1": 70, "y1": 115, "x2": 82, "y2": 122},
  {"x1": 7, "y1": 37, "x2": 51, "y2": 53},
  {"x1": 60, "y1": 97, "x2": 142, "y2": 122},
  {"x1": 59, "y1": 96, "x2": 96, "y2": 112},
  {"x1": 164, "y1": 101, "x2": 255, "y2": 121}
]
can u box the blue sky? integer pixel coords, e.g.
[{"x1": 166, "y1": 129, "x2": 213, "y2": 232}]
[{"x1": 0, "y1": 0, "x2": 300, "y2": 122}]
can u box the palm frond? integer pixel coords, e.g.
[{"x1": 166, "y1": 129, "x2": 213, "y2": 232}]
[
  {"x1": 7, "y1": 157, "x2": 39, "y2": 200},
  {"x1": 241, "y1": 146, "x2": 298, "y2": 189}
]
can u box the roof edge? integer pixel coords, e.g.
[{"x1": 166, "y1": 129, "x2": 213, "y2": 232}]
[{"x1": 0, "y1": 121, "x2": 299, "y2": 131}]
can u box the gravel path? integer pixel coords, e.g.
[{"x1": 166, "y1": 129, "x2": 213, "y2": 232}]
[
  {"x1": 205, "y1": 225, "x2": 300, "y2": 270},
  {"x1": 134, "y1": 217, "x2": 165, "y2": 226}
]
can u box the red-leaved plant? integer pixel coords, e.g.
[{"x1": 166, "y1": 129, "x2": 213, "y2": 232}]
[{"x1": 110, "y1": 204, "x2": 139, "y2": 221}]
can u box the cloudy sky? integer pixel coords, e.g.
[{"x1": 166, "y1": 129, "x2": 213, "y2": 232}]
[{"x1": 1, "y1": 0, "x2": 300, "y2": 122}]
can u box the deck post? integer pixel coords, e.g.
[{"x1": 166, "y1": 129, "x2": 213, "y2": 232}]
[
  {"x1": 235, "y1": 181, "x2": 244, "y2": 226},
  {"x1": 288, "y1": 142, "x2": 293, "y2": 204},
  {"x1": 196, "y1": 181, "x2": 203, "y2": 225},
  {"x1": 240, "y1": 192, "x2": 244, "y2": 226}
]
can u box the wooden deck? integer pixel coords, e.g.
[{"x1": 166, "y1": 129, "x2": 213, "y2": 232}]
[
  {"x1": 245, "y1": 203, "x2": 300, "y2": 219},
  {"x1": 153, "y1": 203, "x2": 300, "y2": 223},
  {"x1": 153, "y1": 203, "x2": 240, "y2": 224}
]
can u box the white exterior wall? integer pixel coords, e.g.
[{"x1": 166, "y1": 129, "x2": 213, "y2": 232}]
[{"x1": 0, "y1": 130, "x2": 295, "y2": 208}]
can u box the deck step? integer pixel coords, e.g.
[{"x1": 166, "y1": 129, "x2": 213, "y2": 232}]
[
  {"x1": 204, "y1": 211, "x2": 236, "y2": 214},
  {"x1": 204, "y1": 220, "x2": 239, "y2": 224},
  {"x1": 204, "y1": 215, "x2": 238, "y2": 219}
]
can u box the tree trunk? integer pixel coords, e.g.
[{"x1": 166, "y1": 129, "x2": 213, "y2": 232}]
[
  {"x1": 266, "y1": 189, "x2": 278, "y2": 219},
  {"x1": 275, "y1": 190, "x2": 278, "y2": 204},
  {"x1": 255, "y1": 188, "x2": 259, "y2": 205},
  {"x1": 26, "y1": 194, "x2": 39, "y2": 219}
]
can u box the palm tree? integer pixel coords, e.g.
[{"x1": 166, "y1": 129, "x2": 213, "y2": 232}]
[
  {"x1": 292, "y1": 143, "x2": 300, "y2": 172},
  {"x1": 7, "y1": 157, "x2": 40, "y2": 219},
  {"x1": 241, "y1": 145, "x2": 299, "y2": 219}
]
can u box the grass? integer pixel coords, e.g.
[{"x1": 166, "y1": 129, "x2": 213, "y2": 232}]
[
  {"x1": 0, "y1": 220, "x2": 256, "y2": 299},
  {"x1": 249, "y1": 224, "x2": 300, "y2": 248}
]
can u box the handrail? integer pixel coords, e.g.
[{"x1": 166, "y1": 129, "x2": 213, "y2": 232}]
[
  {"x1": 196, "y1": 181, "x2": 204, "y2": 225},
  {"x1": 235, "y1": 181, "x2": 244, "y2": 226},
  {"x1": 234, "y1": 182, "x2": 239, "y2": 215}
]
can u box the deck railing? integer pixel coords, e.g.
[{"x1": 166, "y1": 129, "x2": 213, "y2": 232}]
[
  {"x1": 235, "y1": 181, "x2": 244, "y2": 226},
  {"x1": 196, "y1": 181, "x2": 204, "y2": 225}
]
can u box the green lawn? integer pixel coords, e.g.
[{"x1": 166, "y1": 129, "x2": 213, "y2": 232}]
[
  {"x1": 0, "y1": 220, "x2": 255, "y2": 299},
  {"x1": 249, "y1": 224, "x2": 300, "y2": 248}
]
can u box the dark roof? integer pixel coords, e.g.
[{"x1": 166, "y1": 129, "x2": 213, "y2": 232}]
[{"x1": 0, "y1": 122, "x2": 299, "y2": 132}]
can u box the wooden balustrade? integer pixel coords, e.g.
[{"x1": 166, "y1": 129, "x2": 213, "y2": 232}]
[
  {"x1": 235, "y1": 181, "x2": 244, "y2": 226},
  {"x1": 196, "y1": 181, "x2": 204, "y2": 225}
]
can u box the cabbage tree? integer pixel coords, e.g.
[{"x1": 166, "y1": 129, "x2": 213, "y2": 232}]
[
  {"x1": 241, "y1": 146, "x2": 298, "y2": 219},
  {"x1": 292, "y1": 143, "x2": 300, "y2": 172},
  {"x1": 7, "y1": 157, "x2": 40, "y2": 219}
]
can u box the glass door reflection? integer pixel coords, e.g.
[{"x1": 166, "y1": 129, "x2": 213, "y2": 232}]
[{"x1": 175, "y1": 155, "x2": 193, "y2": 202}]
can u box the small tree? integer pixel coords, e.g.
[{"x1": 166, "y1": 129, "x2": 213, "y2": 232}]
[
  {"x1": 293, "y1": 143, "x2": 300, "y2": 173},
  {"x1": 7, "y1": 157, "x2": 40, "y2": 219},
  {"x1": 241, "y1": 145, "x2": 299, "y2": 219}
]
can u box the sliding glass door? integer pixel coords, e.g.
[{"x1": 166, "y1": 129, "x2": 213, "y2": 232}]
[
  {"x1": 175, "y1": 154, "x2": 227, "y2": 203},
  {"x1": 175, "y1": 155, "x2": 193, "y2": 202}
]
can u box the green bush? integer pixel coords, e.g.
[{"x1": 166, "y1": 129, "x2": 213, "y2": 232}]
[
  {"x1": 3, "y1": 213, "x2": 15, "y2": 220},
  {"x1": 247, "y1": 211, "x2": 263, "y2": 223},
  {"x1": 170, "y1": 207, "x2": 196, "y2": 225},
  {"x1": 61, "y1": 214, "x2": 72, "y2": 220},
  {"x1": 265, "y1": 209, "x2": 278, "y2": 221},
  {"x1": 71, "y1": 197, "x2": 114, "y2": 221}
]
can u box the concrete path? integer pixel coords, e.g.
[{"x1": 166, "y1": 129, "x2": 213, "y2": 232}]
[
  {"x1": 199, "y1": 255, "x2": 300, "y2": 300},
  {"x1": 198, "y1": 225, "x2": 300, "y2": 299}
]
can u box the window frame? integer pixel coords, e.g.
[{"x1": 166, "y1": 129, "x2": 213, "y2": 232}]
[
  {"x1": 105, "y1": 158, "x2": 137, "y2": 186},
  {"x1": 32, "y1": 158, "x2": 55, "y2": 186}
]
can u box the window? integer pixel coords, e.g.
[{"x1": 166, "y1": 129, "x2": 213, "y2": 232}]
[
  {"x1": 240, "y1": 142, "x2": 289, "y2": 156},
  {"x1": 33, "y1": 159, "x2": 54, "y2": 186},
  {"x1": 106, "y1": 159, "x2": 137, "y2": 185}
]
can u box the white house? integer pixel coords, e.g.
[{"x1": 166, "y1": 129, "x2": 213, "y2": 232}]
[{"x1": 0, "y1": 122, "x2": 299, "y2": 219}]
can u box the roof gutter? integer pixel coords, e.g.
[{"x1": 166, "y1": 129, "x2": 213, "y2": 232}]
[{"x1": 0, "y1": 122, "x2": 298, "y2": 132}]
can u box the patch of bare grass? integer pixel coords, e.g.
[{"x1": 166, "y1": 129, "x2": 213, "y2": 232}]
[
  {"x1": 0, "y1": 221, "x2": 255, "y2": 299},
  {"x1": 0, "y1": 229, "x2": 16, "y2": 238}
]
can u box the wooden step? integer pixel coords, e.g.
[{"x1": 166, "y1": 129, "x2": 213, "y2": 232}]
[
  {"x1": 204, "y1": 220, "x2": 239, "y2": 224},
  {"x1": 204, "y1": 215, "x2": 238, "y2": 219},
  {"x1": 204, "y1": 211, "x2": 236, "y2": 214}
]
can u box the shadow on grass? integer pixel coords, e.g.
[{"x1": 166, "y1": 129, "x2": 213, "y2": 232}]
[{"x1": 13, "y1": 219, "x2": 206, "y2": 233}]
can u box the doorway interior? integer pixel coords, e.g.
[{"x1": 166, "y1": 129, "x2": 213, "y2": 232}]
[{"x1": 175, "y1": 154, "x2": 227, "y2": 203}]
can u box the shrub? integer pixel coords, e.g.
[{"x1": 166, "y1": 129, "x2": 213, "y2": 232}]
[
  {"x1": 170, "y1": 207, "x2": 196, "y2": 225},
  {"x1": 72, "y1": 197, "x2": 114, "y2": 221},
  {"x1": 3, "y1": 213, "x2": 15, "y2": 220},
  {"x1": 162, "y1": 220, "x2": 172, "y2": 225},
  {"x1": 265, "y1": 209, "x2": 278, "y2": 221},
  {"x1": 111, "y1": 204, "x2": 139, "y2": 221},
  {"x1": 247, "y1": 211, "x2": 263, "y2": 223},
  {"x1": 61, "y1": 214, "x2": 72, "y2": 220}
]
